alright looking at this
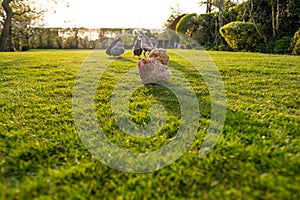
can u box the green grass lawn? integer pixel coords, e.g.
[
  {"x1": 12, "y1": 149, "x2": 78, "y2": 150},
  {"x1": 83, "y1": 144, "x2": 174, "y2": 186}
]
[{"x1": 0, "y1": 49, "x2": 299, "y2": 199}]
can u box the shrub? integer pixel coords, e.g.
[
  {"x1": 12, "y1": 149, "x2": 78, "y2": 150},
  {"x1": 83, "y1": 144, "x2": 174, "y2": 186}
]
[
  {"x1": 168, "y1": 14, "x2": 187, "y2": 31},
  {"x1": 273, "y1": 37, "x2": 292, "y2": 54},
  {"x1": 22, "y1": 45, "x2": 31, "y2": 51},
  {"x1": 220, "y1": 21, "x2": 262, "y2": 51},
  {"x1": 175, "y1": 13, "x2": 199, "y2": 49},
  {"x1": 254, "y1": 42, "x2": 267, "y2": 53},
  {"x1": 218, "y1": 44, "x2": 226, "y2": 51},
  {"x1": 218, "y1": 44, "x2": 232, "y2": 51},
  {"x1": 193, "y1": 47, "x2": 203, "y2": 50},
  {"x1": 292, "y1": 40, "x2": 300, "y2": 55},
  {"x1": 291, "y1": 28, "x2": 300, "y2": 55},
  {"x1": 176, "y1": 13, "x2": 197, "y2": 34}
]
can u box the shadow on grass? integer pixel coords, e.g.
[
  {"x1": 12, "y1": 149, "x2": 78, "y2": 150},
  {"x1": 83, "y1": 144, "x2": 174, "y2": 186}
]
[{"x1": 107, "y1": 56, "x2": 134, "y2": 63}]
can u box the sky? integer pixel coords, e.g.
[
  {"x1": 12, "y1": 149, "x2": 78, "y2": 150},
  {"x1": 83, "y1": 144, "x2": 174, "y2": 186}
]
[{"x1": 41, "y1": 0, "x2": 206, "y2": 29}]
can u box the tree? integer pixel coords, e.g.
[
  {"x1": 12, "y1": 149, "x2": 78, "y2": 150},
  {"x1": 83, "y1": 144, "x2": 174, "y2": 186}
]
[
  {"x1": 164, "y1": 4, "x2": 185, "y2": 30},
  {"x1": 276, "y1": 0, "x2": 279, "y2": 33},
  {"x1": 217, "y1": 0, "x2": 224, "y2": 31},
  {"x1": 268, "y1": 0, "x2": 276, "y2": 37},
  {"x1": 199, "y1": 0, "x2": 213, "y2": 13},
  {"x1": 198, "y1": 0, "x2": 237, "y2": 47},
  {"x1": 248, "y1": 0, "x2": 268, "y2": 48},
  {"x1": 0, "y1": 0, "x2": 43, "y2": 51},
  {"x1": 199, "y1": 0, "x2": 237, "y2": 13},
  {"x1": 188, "y1": 13, "x2": 217, "y2": 47},
  {"x1": 268, "y1": 0, "x2": 280, "y2": 37},
  {"x1": 0, "y1": 0, "x2": 13, "y2": 51},
  {"x1": 0, "y1": 0, "x2": 68, "y2": 51},
  {"x1": 13, "y1": 2, "x2": 42, "y2": 50}
]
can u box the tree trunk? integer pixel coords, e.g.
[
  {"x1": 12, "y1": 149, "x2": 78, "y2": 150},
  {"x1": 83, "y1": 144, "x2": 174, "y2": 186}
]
[
  {"x1": 218, "y1": 0, "x2": 224, "y2": 28},
  {"x1": 276, "y1": 0, "x2": 279, "y2": 33},
  {"x1": 242, "y1": 1, "x2": 247, "y2": 22},
  {"x1": 206, "y1": 0, "x2": 212, "y2": 13},
  {"x1": 271, "y1": 1, "x2": 276, "y2": 37},
  {"x1": 214, "y1": 17, "x2": 219, "y2": 47},
  {"x1": 0, "y1": 0, "x2": 14, "y2": 52},
  {"x1": 74, "y1": 28, "x2": 79, "y2": 49}
]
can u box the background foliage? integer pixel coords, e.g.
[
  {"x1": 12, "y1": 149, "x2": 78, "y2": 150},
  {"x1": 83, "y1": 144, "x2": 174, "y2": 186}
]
[
  {"x1": 0, "y1": 0, "x2": 299, "y2": 53},
  {"x1": 173, "y1": 0, "x2": 300, "y2": 54}
]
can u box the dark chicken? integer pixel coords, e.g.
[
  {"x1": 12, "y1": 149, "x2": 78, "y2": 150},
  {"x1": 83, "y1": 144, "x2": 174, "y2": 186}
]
[{"x1": 133, "y1": 33, "x2": 154, "y2": 58}]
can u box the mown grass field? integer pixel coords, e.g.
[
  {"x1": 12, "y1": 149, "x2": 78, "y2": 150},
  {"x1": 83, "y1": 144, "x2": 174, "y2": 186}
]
[{"x1": 0, "y1": 49, "x2": 299, "y2": 199}]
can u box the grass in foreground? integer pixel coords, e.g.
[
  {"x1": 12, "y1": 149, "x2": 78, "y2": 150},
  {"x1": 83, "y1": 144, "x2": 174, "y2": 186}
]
[{"x1": 0, "y1": 49, "x2": 299, "y2": 199}]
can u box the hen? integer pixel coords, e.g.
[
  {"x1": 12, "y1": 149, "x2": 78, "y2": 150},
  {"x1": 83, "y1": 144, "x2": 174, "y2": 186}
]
[
  {"x1": 133, "y1": 31, "x2": 154, "y2": 58},
  {"x1": 106, "y1": 38, "x2": 125, "y2": 57},
  {"x1": 138, "y1": 48, "x2": 171, "y2": 84},
  {"x1": 133, "y1": 38, "x2": 143, "y2": 58}
]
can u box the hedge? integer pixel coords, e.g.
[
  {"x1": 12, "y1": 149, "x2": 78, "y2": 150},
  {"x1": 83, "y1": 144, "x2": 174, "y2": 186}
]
[{"x1": 220, "y1": 21, "x2": 262, "y2": 51}]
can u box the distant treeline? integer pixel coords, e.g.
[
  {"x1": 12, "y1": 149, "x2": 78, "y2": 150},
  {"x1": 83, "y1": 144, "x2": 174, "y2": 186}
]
[{"x1": 14, "y1": 28, "x2": 137, "y2": 51}]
